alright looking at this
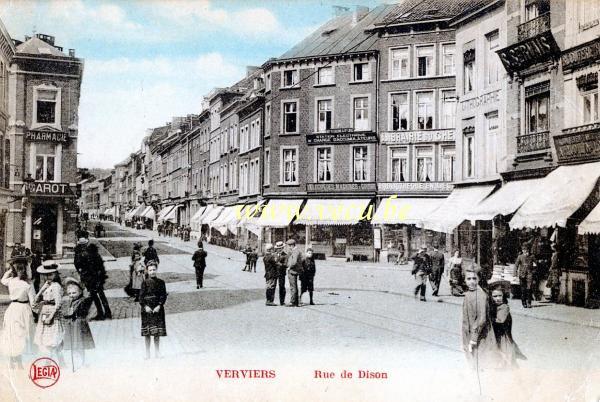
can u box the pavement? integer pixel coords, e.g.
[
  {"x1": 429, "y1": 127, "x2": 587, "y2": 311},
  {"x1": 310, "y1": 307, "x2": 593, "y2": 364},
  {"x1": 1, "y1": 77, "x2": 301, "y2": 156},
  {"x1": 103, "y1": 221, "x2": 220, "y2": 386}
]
[{"x1": 1, "y1": 221, "x2": 599, "y2": 402}]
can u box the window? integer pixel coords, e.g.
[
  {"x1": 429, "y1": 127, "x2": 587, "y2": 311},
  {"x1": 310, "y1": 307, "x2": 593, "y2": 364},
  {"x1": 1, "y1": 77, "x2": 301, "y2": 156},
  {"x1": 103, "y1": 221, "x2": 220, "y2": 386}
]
[
  {"x1": 353, "y1": 62, "x2": 370, "y2": 82},
  {"x1": 35, "y1": 143, "x2": 56, "y2": 182},
  {"x1": 440, "y1": 146, "x2": 455, "y2": 182},
  {"x1": 390, "y1": 147, "x2": 407, "y2": 182},
  {"x1": 526, "y1": 92, "x2": 549, "y2": 134},
  {"x1": 390, "y1": 93, "x2": 409, "y2": 131},
  {"x1": 317, "y1": 99, "x2": 333, "y2": 132},
  {"x1": 232, "y1": 159, "x2": 237, "y2": 190},
  {"x1": 442, "y1": 44, "x2": 455, "y2": 75},
  {"x1": 582, "y1": 90, "x2": 599, "y2": 124},
  {"x1": 281, "y1": 148, "x2": 298, "y2": 184},
  {"x1": 282, "y1": 69, "x2": 299, "y2": 87},
  {"x1": 440, "y1": 90, "x2": 457, "y2": 129},
  {"x1": 353, "y1": 97, "x2": 369, "y2": 131},
  {"x1": 264, "y1": 149, "x2": 270, "y2": 186},
  {"x1": 229, "y1": 125, "x2": 234, "y2": 150},
  {"x1": 250, "y1": 118, "x2": 260, "y2": 149},
  {"x1": 416, "y1": 92, "x2": 434, "y2": 130},
  {"x1": 265, "y1": 73, "x2": 272, "y2": 92},
  {"x1": 283, "y1": 101, "x2": 298, "y2": 133},
  {"x1": 316, "y1": 147, "x2": 333, "y2": 182},
  {"x1": 390, "y1": 48, "x2": 410, "y2": 79},
  {"x1": 416, "y1": 45, "x2": 434, "y2": 77},
  {"x1": 526, "y1": 0, "x2": 549, "y2": 22},
  {"x1": 3, "y1": 138, "x2": 9, "y2": 188},
  {"x1": 463, "y1": 48, "x2": 475, "y2": 94},
  {"x1": 415, "y1": 147, "x2": 433, "y2": 182},
  {"x1": 352, "y1": 146, "x2": 368, "y2": 182},
  {"x1": 265, "y1": 103, "x2": 271, "y2": 137},
  {"x1": 35, "y1": 87, "x2": 59, "y2": 126},
  {"x1": 317, "y1": 66, "x2": 334, "y2": 85},
  {"x1": 463, "y1": 120, "x2": 475, "y2": 178},
  {"x1": 486, "y1": 112, "x2": 499, "y2": 175},
  {"x1": 486, "y1": 31, "x2": 500, "y2": 86}
]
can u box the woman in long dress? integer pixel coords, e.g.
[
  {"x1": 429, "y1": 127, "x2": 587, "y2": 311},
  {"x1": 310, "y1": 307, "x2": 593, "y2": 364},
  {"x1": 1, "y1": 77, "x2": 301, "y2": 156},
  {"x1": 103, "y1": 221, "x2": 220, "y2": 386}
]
[
  {"x1": 0, "y1": 255, "x2": 35, "y2": 369},
  {"x1": 33, "y1": 262, "x2": 65, "y2": 365},
  {"x1": 448, "y1": 250, "x2": 465, "y2": 296}
]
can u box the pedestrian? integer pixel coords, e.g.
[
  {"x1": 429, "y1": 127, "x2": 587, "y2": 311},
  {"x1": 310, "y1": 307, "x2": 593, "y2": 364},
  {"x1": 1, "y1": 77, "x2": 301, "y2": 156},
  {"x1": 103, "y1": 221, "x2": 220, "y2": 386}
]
[
  {"x1": 242, "y1": 245, "x2": 252, "y2": 271},
  {"x1": 489, "y1": 281, "x2": 526, "y2": 369},
  {"x1": 448, "y1": 250, "x2": 465, "y2": 297},
  {"x1": 81, "y1": 243, "x2": 112, "y2": 320},
  {"x1": 397, "y1": 240, "x2": 406, "y2": 265},
  {"x1": 62, "y1": 277, "x2": 95, "y2": 368},
  {"x1": 515, "y1": 244, "x2": 536, "y2": 308},
  {"x1": 461, "y1": 266, "x2": 500, "y2": 370},
  {"x1": 285, "y1": 239, "x2": 303, "y2": 307},
  {"x1": 139, "y1": 261, "x2": 168, "y2": 359},
  {"x1": 33, "y1": 261, "x2": 66, "y2": 365},
  {"x1": 300, "y1": 248, "x2": 316, "y2": 305},
  {"x1": 144, "y1": 239, "x2": 160, "y2": 265},
  {"x1": 0, "y1": 255, "x2": 35, "y2": 370},
  {"x1": 411, "y1": 246, "x2": 432, "y2": 302},
  {"x1": 130, "y1": 243, "x2": 145, "y2": 301},
  {"x1": 192, "y1": 241, "x2": 207, "y2": 289},
  {"x1": 249, "y1": 248, "x2": 258, "y2": 273},
  {"x1": 429, "y1": 243, "x2": 445, "y2": 297},
  {"x1": 263, "y1": 244, "x2": 278, "y2": 306},
  {"x1": 545, "y1": 243, "x2": 561, "y2": 302},
  {"x1": 30, "y1": 251, "x2": 43, "y2": 294},
  {"x1": 273, "y1": 241, "x2": 287, "y2": 305},
  {"x1": 74, "y1": 237, "x2": 89, "y2": 275},
  {"x1": 157, "y1": 223, "x2": 163, "y2": 237}
]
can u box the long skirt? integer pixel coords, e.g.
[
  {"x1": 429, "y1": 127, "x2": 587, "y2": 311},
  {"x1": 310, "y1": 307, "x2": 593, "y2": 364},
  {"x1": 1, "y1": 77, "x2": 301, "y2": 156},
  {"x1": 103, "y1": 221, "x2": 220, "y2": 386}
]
[
  {"x1": 34, "y1": 305, "x2": 65, "y2": 351},
  {"x1": 0, "y1": 302, "x2": 34, "y2": 357},
  {"x1": 63, "y1": 318, "x2": 95, "y2": 350},
  {"x1": 141, "y1": 307, "x2": 167, "y2": 337}
]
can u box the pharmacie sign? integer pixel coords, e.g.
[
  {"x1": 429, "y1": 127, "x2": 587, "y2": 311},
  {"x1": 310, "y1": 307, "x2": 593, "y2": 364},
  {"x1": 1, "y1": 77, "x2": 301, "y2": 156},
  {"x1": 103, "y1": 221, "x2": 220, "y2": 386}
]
[
  {"x1": 26, "y1": 182, "x2": 76, "y2": 197},
  {"x1": 26, "y1": 130, "x2": 69, "y2": 144}
]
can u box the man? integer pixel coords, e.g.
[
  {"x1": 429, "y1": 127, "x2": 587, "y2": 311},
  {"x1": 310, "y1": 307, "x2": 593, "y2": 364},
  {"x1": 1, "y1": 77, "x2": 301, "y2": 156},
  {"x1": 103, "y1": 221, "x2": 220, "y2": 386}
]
[
  {"x1": 192, "y1": 241, "x2": 207, "y2": 289},
  {"x1": 273, "y1": 241, "x2": 287, "y2": 305},
  {"x1": 74, "y1": 237, "x2": 89, "y2": 275},
  {"x1": 429, "y1": 243, "x2": 445, "y2": 297},
  {"x1": 263, "y1": 244, "x2": 278, "y2": 306},
  {"x1": 285, "y1": 239, "x2": 304, "y2": 307},
  {"x1": 515, "y1": 244, "x2": 536, "y2": 308},
  {"x1": 411, "y1": 246, "x2": 432, "y2": 302},
  {"x1": 80, "y1": 243, "x2": 112, "y2": 320},
  {"x1": 144, "y1": 239, "x2": 160, "y2": 265},
  {"x1": 242, "y1": 245, "x2": 252, "y2": 272},
  {"x1": 300, "y1": 248, "x2": 316, "y2": 305}
]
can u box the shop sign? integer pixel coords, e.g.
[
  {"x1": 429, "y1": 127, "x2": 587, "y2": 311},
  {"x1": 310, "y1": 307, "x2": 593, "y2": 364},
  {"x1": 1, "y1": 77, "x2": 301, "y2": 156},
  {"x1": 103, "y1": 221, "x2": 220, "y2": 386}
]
[
  {"x1": 26, "y1": 182, "x2": 76, "y2": 197},
  {"x1": 460, "y1": 90, "x2": 500, "y2": 111},
  {"x1": 25, "y1": 130, "x2": 69, "y2": 144},
  {"x1": 380, "y1": 129, "x2": 455, "y2": 144},
  {"x1": 496, "y1": 31, "x2": 560, "y2": 74},
  {"x1": 554, "y1": 124, "x2": 600, "y2": 164},
  {"x1": 306, "y1": 182, "x2": 377, "y2": 193},
  {"x1": 562, "y1": 37, "x2": 600, "y2": 72},
  {"x1": 378, "y1": 182, "x2": 454, "y2": 194},
  {"x1": 306, "y1": 131, "x2": 377, "y2": 145}
]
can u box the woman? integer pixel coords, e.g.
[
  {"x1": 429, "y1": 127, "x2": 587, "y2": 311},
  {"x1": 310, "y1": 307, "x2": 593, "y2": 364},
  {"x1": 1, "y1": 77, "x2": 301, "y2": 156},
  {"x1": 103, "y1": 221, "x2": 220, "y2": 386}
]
[
  {"x1": 33, "y1": 261, "x2": 66, "y2": 365},
  {"x1": 448, "y1": 250, "x2": 465, "y2": 297},
  {"x1": 129, "y1": 243, "x2": 145, "y2": 301},
  {"x1": 0, "y1": 255, "x2": 35, "y2": 369},
  {"x1": 139, "y1": 261, "x2": 168, "y2": 359},
  {"x1": 546, "y1": 243, "x2": 561, "y2": 302}
]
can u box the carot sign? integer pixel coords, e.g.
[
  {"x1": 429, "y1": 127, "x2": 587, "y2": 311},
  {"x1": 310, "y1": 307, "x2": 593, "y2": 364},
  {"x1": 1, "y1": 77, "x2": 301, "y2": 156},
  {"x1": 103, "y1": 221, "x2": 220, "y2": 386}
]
[
  {"x1": 29, "y1": 357, "x2": 60, "y2": 388},
  {"x1": 26, "y1": 182, "x2": 76, "y2": 197}
]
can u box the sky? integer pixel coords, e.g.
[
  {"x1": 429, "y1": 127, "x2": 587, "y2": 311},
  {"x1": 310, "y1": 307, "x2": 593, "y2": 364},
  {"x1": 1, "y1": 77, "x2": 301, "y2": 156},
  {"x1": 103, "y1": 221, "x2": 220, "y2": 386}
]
[{"x1": 0, "y1": 0, "x2": 388, "y2": 168}]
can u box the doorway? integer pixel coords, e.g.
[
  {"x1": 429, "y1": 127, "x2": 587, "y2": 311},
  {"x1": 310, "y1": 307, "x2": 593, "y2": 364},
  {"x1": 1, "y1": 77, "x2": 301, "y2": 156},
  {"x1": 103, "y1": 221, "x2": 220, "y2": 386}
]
[
  {"x1": 588, "y1": 234, "x2": 600, "y2": 306},
  {"x1": 32, "y1": 203, "x2": 57, "y2": 255}
]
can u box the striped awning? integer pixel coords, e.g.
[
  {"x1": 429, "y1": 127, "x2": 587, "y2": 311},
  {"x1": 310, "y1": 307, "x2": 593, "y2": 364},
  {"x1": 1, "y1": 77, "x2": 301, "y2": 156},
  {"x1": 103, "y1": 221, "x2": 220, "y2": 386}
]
[
  {"x1": 257, "y1": 199, "x2": 304, "y2": 228},
  {"x1": 372, "y1": 197, "x2": 445, "y2": 226},
  {"x1": 295, "y1": 199, "x2": 372, "y2": 225},
  {"x1": 200, "y1": 205, "x2": 224, "y2": 225},
  {"x1": 141, "y1": 206, "x2": 156, "y2": 220},
  {"x1": 157, "y1": 205, "x2": 175, "y2": 222}
]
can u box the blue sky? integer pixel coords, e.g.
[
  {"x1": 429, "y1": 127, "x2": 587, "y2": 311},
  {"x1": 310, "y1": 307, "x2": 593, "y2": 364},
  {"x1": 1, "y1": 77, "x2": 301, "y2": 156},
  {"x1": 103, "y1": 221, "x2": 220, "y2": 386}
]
[{"x1": 1, "y1": 0, "x2": 388, "y2": 168}]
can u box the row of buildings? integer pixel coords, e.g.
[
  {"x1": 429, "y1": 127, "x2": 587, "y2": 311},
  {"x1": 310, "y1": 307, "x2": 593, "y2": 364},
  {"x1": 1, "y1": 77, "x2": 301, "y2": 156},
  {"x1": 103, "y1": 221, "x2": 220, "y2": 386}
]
[
  {"x1": 81, "y1": 0, "x2": 600, "y2": 307},
  {"x1": 0, "y1": 18, "x2": 83, "y2": 263}
]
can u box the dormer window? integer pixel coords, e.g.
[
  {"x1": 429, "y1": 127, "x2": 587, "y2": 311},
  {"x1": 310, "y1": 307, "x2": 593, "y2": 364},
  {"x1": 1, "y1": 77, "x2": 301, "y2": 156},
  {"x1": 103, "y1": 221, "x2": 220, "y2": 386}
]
[{"x1": 33, "y1": 84, "x2": 61, "y2": 129}]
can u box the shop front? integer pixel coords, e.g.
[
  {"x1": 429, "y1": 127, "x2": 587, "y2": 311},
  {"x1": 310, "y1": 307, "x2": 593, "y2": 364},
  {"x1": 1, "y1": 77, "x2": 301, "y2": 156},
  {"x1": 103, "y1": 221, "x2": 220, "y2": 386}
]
[
  {"x1": 257, "y1": 199, "x2": 304, "y2": 248},
  {"x1": 210, "y1": 204, "x2": 245, "y2": 250}
]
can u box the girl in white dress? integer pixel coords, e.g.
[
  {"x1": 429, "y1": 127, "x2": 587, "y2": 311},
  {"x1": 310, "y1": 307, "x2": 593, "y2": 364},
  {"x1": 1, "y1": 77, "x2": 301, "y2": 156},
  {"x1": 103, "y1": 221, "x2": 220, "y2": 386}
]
[{"x1": 33, "y1": 262, "x2": 65, "y2": 365}]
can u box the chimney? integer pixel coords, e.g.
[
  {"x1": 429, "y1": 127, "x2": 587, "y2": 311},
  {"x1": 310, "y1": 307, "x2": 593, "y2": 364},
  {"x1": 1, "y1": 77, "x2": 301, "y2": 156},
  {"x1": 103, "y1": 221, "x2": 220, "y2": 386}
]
[
  {"x1": 332, "y1": 5, "x2": 350, "y2": 17},
  {"x1": 352, "y1": 6, "x2": 369, "y2": 25},
  {"x1": 69, "y1": 49, "x2": 75, "y2": 57},
  {"x1": 36, "y1": 33, "x2": 55, "y2": 46}
]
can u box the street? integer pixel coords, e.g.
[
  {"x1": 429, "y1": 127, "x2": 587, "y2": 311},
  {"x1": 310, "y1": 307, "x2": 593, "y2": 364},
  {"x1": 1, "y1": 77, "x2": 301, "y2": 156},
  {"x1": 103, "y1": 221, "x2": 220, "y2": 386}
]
[{"x1": 1, "y1": 221, "x2": 600, "y2": 402}]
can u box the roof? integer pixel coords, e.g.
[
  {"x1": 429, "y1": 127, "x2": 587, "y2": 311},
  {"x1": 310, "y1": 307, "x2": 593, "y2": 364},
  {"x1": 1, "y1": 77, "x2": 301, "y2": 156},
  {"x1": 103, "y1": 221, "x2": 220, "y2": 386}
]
[
  {"x1": 277, "y1": 5, "x2": 393, "y2": 61},
  {"x1": 15, "y1": 36, "x2": 67, "y2": 57},
  {"x1": 377, "y1": 0, "x2": 492, "y2": 26}
]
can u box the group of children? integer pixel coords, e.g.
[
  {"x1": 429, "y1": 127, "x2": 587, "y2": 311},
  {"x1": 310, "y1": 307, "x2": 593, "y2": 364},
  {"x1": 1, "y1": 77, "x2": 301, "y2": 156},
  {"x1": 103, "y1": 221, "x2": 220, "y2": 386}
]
[{"x1": 242, "y1": 246, "x2": 258, "y2": 273}]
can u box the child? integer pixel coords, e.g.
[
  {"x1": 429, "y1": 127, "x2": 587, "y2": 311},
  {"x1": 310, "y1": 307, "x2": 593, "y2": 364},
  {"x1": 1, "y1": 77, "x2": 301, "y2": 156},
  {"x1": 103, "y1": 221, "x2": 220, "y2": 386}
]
[
  {"x1": 130, "y1": 244, "x2": 145, "y2": 301},
  {"x1": 300, "y1": 248, "x2": 316, "y2": 305},
  {"x1": 490, "y1": 282, "x2": 526, "y2": 369},
  {"x1": 249, "y1": 248, "x2": 258, "y2": 273},
  {"x1": 62, "y1": 277, "x2": 95, "y2": 368},
  {"x1": 448, "y1": 250, "x2": 465, "y2": 297},
  {"x1": 139, "y1": 261, "x2": 168, "y2": 359}
]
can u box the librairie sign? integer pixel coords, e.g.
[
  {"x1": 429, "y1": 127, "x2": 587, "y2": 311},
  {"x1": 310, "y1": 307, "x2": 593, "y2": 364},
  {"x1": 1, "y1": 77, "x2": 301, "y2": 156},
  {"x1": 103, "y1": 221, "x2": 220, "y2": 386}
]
[
  {"x1": 26, "y1": 130, "x2": 69, "y2": 144},
  {"x1": 26, "y1": 182, "x2": 76, "y2": 197},
  {"x1": 380, "y1": 129, "x2": 455, "y2": 144},
  {"x1": 306, "y1": 129, "x2": 377, "y2": 145},
  {"x1": 378, "y1": 182, "x2": 454, "y2": 194}
]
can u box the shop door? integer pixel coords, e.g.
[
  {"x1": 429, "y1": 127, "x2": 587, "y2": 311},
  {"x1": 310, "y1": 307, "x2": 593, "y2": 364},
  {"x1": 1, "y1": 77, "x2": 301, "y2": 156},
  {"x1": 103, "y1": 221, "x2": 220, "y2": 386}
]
[
  {"x1": 32, "y1": 204, "x2": 57, "y2": 255},
  {"x1": 588, "y1": 235, "x2": 600, "y2": 304}
]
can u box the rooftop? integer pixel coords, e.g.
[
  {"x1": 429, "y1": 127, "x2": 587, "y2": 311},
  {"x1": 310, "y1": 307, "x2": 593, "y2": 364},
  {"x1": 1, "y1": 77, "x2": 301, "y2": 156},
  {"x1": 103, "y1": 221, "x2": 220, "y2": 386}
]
[
  {"x1": 15, "y1": 35, "x2": 71, "y2": 58},
  {"x1": 376, "y1": 0, "x2": 492, "y2": 26}
]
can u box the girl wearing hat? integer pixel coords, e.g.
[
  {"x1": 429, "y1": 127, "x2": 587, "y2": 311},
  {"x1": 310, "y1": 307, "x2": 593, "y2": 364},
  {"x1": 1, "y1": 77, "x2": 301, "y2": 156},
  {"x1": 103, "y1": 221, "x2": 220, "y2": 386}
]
[
  {"x1": 62, "y1": 277, "x2": 95, "y2": 368},
  {"x1": 0, "y1": 255, "x2": 35, "y2": 369},
  {"x1": 139, "y1": 261, "x2": 168, "y2": 359},
  {"x1": 33, "y1": 262, "x2": 66, "y2": 365}
]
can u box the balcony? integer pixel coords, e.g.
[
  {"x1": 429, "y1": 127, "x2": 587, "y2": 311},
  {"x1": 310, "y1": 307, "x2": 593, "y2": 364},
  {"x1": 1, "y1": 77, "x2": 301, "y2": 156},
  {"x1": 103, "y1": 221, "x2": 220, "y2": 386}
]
[
  {"x1": 516, "y1": 131, "x2": 550, "y2": 154},
  {"x1": 518, "y1": 13, "x2": 550, "y2": 42}
]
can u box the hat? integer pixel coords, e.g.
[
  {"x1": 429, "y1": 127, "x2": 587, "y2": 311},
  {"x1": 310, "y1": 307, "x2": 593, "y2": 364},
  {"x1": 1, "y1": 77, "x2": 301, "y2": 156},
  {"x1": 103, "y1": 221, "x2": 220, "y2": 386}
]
[
  {"x1": 264, "y1": 243, "x2": 273, "y2": 251},
  {"x1": 64, "y1": 277, "x2": 84, "y2": 290},
  {"x1": 77, "y1": 238, "x2": 89, "y2": 245},
  {"x1": 146, "y1": 260, "x2": 158, "y2": 267},
  {"x1": 286, "y1": 239, "x2": 296, "y2": 246},
  {"x1": 37, "y1": 260, "x2": 60, "y2": 274},
  {"x1": 420, "y1": 245, "x2": 428, "y2": 251},
  {"x1": 275, "y1": 241, "x2": 284, "y2": 249},
  {"x1": 488, "y1": 279, "x2": 511, "y2": 291},
  {"x1": 8, "y1": 254, "x2": 29, "y2": 264}
]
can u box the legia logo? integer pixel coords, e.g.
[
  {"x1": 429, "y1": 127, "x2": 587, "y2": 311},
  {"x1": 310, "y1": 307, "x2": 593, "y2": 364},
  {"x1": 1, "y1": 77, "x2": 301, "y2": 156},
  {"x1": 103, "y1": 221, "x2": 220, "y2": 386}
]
[{"x1": 29, "y1": 357, "x2": 61, "y2": 388}]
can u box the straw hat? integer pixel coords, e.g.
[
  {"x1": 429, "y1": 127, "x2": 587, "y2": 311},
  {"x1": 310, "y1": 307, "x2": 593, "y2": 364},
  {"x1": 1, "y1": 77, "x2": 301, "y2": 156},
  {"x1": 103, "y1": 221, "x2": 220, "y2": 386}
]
[
  {"x1": 77, "y1": 237, "x2": 89, "y2": 245},
  {"x1": 64, "y1": 277, "x2": 84, "y2": 290},
  {"x1": 37, "y1": 260, "x2": 60, "y2": 274},
  {"x1": 274, "y1": 241, "x2": 284, "y2": 250}
]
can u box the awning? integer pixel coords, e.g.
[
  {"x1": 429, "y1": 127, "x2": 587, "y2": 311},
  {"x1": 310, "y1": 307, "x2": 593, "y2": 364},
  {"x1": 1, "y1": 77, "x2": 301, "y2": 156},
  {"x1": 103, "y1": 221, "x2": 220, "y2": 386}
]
[
  {"x1": 295, "y1": 199, "x2": 372, "y2": 225},
  {"x1": 131, "y1": 204, "x2": 146, "y2": 218},
  {"x1": 239, "y1": 201, "x2": 266, "y2": 236},
  {"x1": 257, "y1": 199, "x2": 304, "y2": 228},
  {"x1": 163, "y1": 204, "x2": 183, "y2": 223},
  {"x1": 157, "y1": 205, "x2": 175, "y2": 222},
  {"x1": 466, "y1": 178, "x2": 545, "y2": 222},
  {"x1": 103, "y1": 208, "x2": 112, "y2": 216},
  {"x1": 200, "y1": 205, "x2": 224, "y2": 225},
  {"x1": 579, "y1": 203, "x2": 600, "y2": 235},
  {"x1": 141, "y1": 206, "x2": 156, "y2": 220},
  {"x1": 510, "y1": 162, "x2": 600, "y2": 229},
  {"x1": 422, "y1": 185, "x2": 497, "y2": 233},
  {"x1": 372, "y1": 197, "x2": 445, "y2": 226},
  {"x1": 190, "y1": 206, "x2": 207, "y2": 224}
]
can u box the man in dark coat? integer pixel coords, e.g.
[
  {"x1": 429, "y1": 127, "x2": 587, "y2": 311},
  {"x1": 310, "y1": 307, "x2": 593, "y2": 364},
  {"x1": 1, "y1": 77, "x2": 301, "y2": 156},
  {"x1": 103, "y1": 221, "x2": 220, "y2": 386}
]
[
  {"x1": 74, "y1": 237, "x2": 89, "y2": 275},
  {"x1": 300, "y1": 248, "x2": 316, "y2": 305},
  {"x1": 515, "y1": 244, "x2": 536, "y2": 308},
  {"x1": 192, "y1": 241, "x2": 208, "y2": 289},
  {"x1": 143, "y1": 239, "x2": 160, "y2": 265},
  {"x1": 273, "y1": 241, "x2": 287, "y2": 305},
  {"x1": 429, "y1": 243, "x2": 445, "y2": 297},
  {"x1": 411, "y1": 246, "x2": 432, "y2": 302},
  {"x1": 80, "y1": 243, "x2": 112, "y2": 320},
  {"x1": 263, "y1": 244, "x2": 278, "y2": 306}
]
